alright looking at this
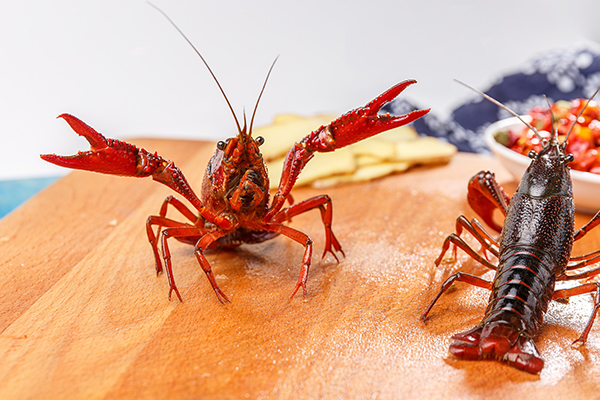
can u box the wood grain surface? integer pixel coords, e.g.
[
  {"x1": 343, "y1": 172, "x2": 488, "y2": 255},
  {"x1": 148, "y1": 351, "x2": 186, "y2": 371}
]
[{"x1": 1, "y1": 139, "x2": 600, "y2": 400}]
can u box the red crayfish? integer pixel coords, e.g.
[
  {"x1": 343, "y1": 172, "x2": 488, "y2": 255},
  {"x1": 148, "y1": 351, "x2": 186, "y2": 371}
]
[
  {"x1": 422, "y1": 82, "x2": 600, "y2": 374},
  {"x1": 41, "y1": 8, "x2": 429, "y2": 303}
]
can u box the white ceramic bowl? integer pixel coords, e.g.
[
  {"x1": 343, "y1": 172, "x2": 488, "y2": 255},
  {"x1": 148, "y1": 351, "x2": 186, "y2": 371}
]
[{"x1": 484, "y1": 116, "x2": 600, "y2": 214}]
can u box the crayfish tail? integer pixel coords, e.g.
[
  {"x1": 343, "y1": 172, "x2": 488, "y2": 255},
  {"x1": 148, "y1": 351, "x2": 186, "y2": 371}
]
[
  {"x1": 447, "y1": 325, "x2": 484, "y2": 360},
  {"x1": 449, "y1": 323, "x2": 544, "y2": 374}
]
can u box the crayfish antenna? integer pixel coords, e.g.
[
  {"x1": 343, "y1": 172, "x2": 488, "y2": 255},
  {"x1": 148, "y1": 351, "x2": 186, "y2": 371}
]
[
  {"x1": 241, "y1": 109, "x2": 249, "y2": 140},
  {"x1": 249, "y1": 57, "x2": 279, "y2": 136},
  {"x1": 544, "y1": 95, "x2": 559, "y2": 144},
  {"x1": 454, "y1": 79, "x2": 545, "y2": 143},
  {"x1": 148, "y1": 2, "x2": 281, "y2": 140},
  {"x1": 564, "y1": 85, "x2": 600, "y2": 144},
  {"x1": 147, "y1": 1, "x2": 243, "y2": 134}
]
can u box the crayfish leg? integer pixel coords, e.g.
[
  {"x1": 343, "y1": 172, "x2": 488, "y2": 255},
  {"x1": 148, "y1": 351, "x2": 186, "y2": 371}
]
[
  {"x1": 260, "y1": 223, "x2": 314, "y2": 299},
  {"x1": 422, "y1": 272, "x2": 492, "y2": 321},
  {"x1": 454, "y1": 216, "x2": 500, "y2": 260},
  {"x1": 271, "y1": 194, "x2": 345, "y2": 262},
  {"x1": 159, "y1": 225, "x2": 231, "y2": 303},
  {"x1": 147, "y1": 215, "x2": 197, "y2": 275},
  {"x1": 194, "y1": 232, "x2": 231, "y2": 303},
  {"x1": 553, "y1": 282, "x2": 600, "y2": 344},
  {"x1": 146, "y1": 195, "x2": 203, "y2": 275},
  {"x1": 195, "y1": 247, "x2": 230, "y2": 303},
  {"x1": 434, "y1": 234, "x2": 497, "y2": 270},
  {"x1": 289, "y1": 234, "x2": 313, "y2": 299}
]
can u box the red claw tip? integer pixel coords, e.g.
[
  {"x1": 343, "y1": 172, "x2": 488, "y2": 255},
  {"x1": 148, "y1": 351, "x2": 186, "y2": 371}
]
[{"x1": 57, "y1": 114, "x2": 108, "y2": 150}]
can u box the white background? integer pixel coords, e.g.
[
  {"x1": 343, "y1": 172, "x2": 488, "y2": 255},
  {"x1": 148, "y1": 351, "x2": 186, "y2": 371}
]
[{"x1": 2, "y1": 0, "x2": 599, "y2": 179}]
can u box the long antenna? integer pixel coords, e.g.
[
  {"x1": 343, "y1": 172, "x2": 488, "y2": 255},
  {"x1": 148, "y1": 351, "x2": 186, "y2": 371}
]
[
  {"x1": 249, "y1": 57, "x2": 278, "y2": 135},
  {"x1": 455, "y1": 79, "x2": 545, "y2": 143},
  {"x1": 543, "y1": 94, "x2": 558, "y2": 143},
  {"x1": 564, "y1": 86, "x2": 600, "y2": 143},
  {"x1": 148, "y1": 2, "x2": 242, "y2": 133}
]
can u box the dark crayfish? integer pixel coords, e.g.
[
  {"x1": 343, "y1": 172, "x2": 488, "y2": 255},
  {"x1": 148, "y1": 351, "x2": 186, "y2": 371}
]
[
  {"x1": 422, "y1": 82, "x2": 600, "y2": 374},
  {"x1": 41, "y1": 7, "x2": 429, "y2": 303}
]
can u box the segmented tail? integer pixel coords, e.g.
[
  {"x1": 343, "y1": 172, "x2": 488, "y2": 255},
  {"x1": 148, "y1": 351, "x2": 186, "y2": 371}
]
[{"x1": 450, "y1": 246, "x2": 556, "y2": 374}]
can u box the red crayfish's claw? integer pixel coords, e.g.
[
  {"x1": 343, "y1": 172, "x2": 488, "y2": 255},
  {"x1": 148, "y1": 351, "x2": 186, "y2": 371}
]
[
  {"x1": 41, "y1": 114, "x2": 228, "y2": 228},
  {"x1": 467, "y1": 171, "x2": 511, "y2": 232},
  {"x1": 303, "y1": 80, "x2": 430, "y2": 152},
  {"x1": 266, "y1": 80, "x2": 429, "y2": 220},
  {"x1": 41, "y1": 114, "x2": 157, "y2": 177}
]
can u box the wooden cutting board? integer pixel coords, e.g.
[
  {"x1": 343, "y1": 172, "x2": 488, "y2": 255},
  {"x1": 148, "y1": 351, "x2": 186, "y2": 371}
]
[{"x1": 1, "y1": 139, "x2": 600, "y2": 400}]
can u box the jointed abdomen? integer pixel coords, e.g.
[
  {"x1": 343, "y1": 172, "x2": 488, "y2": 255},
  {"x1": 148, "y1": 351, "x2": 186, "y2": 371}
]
[{"x1": 484, "y1": 248, "x2": 555, "y2": 336}]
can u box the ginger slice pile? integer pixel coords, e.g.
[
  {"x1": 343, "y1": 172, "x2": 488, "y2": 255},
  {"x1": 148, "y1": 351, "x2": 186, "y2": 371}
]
[{"x1": 254, "y1": 114, "x2": 457, "y2": 189}]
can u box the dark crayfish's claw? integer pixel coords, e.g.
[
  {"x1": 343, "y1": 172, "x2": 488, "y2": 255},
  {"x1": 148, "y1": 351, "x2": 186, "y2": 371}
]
[{"x1": 467, "y1": 171, "x2": 511, "y2": 232}]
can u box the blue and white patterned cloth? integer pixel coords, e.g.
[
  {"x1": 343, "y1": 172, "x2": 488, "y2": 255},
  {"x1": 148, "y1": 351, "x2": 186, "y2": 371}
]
[{"x1": 382, "y1": 44, "x2": 600, "y2": 153}]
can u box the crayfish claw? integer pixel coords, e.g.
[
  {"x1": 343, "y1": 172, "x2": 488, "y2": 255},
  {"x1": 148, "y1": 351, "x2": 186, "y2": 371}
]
[
  {"x1": 301, "y1": 80, "x2": 430, "y2": 153},
  {"x1": 267, "y1": 81, "x2": 429, "y2": 219},
  {"x1": 467, "y1": 171, "x2": 510, "y2": 232},
  {"x1": 57, "y1": 113, "x2": 109, "y2": 150},
  {"x1": 41, "y1": 114, "x2": 146, "y2": 177},
  {"x1": 42, "y1": 114, "x2": 211, "y2": 217},
  {"x1": 364, "y1": 79, "x2": 417, "y2": 112}
]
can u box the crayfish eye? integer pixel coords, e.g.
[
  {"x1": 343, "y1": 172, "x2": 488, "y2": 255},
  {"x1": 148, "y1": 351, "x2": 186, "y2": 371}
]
[
  {"x1": 528, "y1": 150, "x2": 537, "y2": 159},
  {"x1": 255, "y1": 136, "x2": 264, "y2": 146},
  {"x1": 217, "y1": 141, "x2": 226, "y2": 150},
  {"x1": 564, "y1": 154, "x2": 574, "y2": 163}
]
